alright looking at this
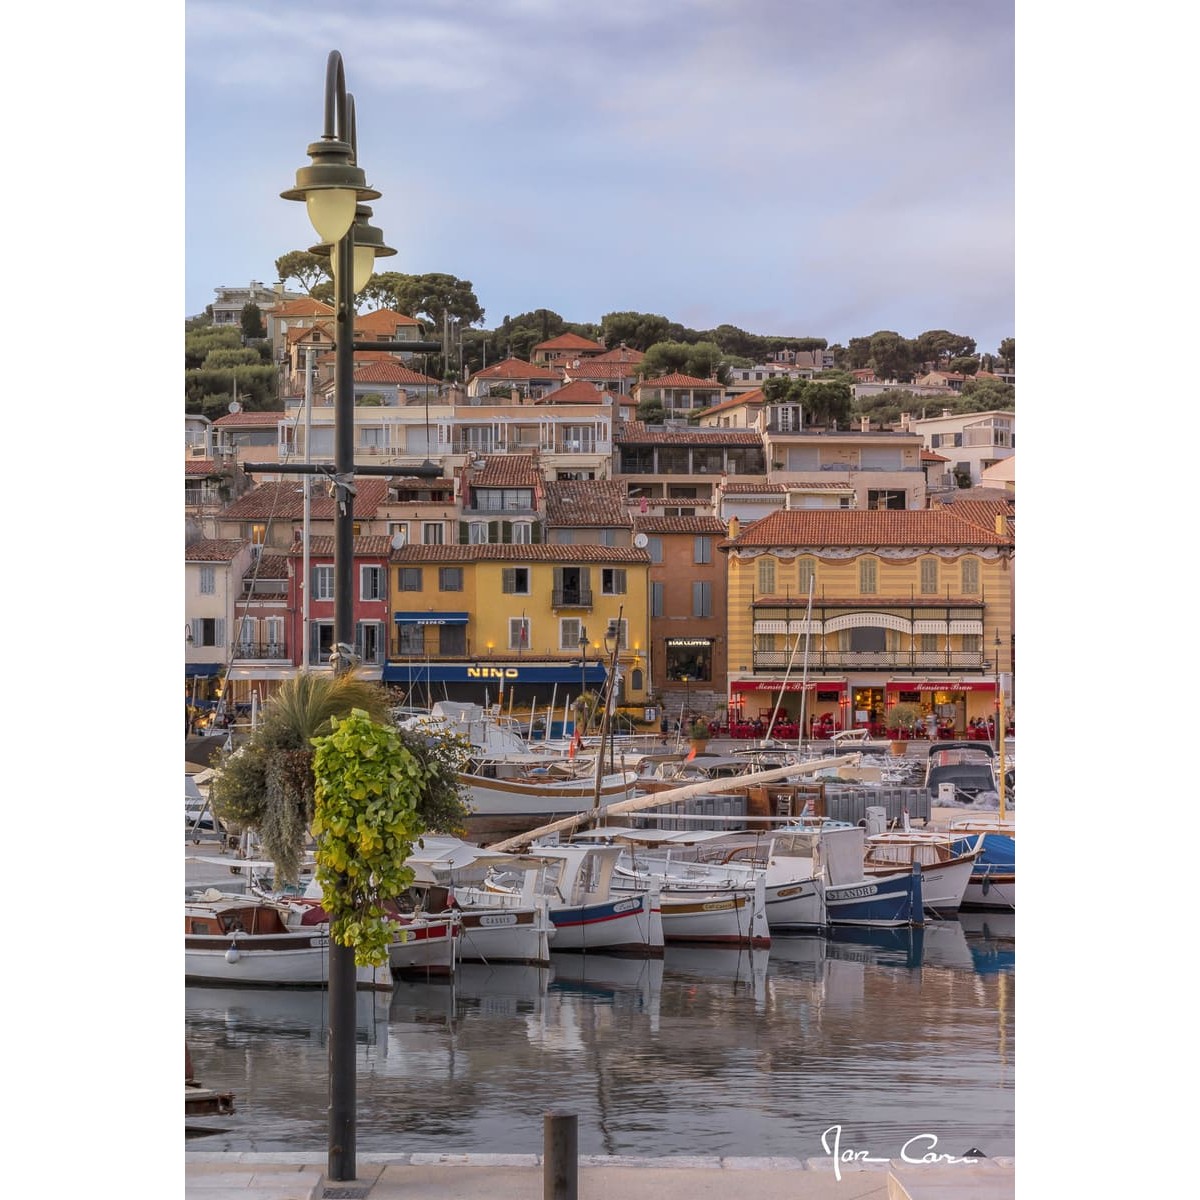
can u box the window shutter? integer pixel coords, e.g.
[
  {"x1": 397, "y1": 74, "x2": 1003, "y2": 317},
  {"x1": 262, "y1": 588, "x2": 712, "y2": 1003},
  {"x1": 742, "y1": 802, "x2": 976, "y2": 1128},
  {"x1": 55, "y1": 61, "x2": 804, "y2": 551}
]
[
  {"x1": 215, "y1": 618, "x2": 226, "y2": 647},
  {"x1": 489, "y1": 520, "x2": 500, "y2": 543},
  {"x1": 531, "y1": 522, "x2": 542, "y2": 544},
  {"x1": 459, "y1": 521, "x2": 468, "y2": 544},
  {"x1": 553, "y1": 567, "x2": 564, "y2": 593},
  {"x1": 502, "y1": 520, "x2": 512, "y2": 544},
  {"x1": 502, "y1": 568, "x2": 515, "y2": 593},
  {"x1": 615, "y1": 568, "x2": 626, "y2": 593}
]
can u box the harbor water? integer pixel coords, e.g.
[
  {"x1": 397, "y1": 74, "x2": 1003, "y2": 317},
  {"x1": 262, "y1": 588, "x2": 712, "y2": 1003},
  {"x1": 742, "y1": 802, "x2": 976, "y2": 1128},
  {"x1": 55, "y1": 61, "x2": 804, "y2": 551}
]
[{"x1": 185, "y1": 914, "x2": 1014, "y2": 1160}]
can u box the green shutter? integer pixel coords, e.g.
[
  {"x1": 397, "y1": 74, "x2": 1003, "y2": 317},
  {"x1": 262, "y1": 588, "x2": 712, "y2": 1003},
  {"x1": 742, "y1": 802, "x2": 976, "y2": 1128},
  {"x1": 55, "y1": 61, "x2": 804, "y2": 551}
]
[
  {"x1": 531, "y1": 521, "x2": 542, "y2": 544},
  {"x1": 502, "y1": 520, "x2": 513, "y2": 544},
  {"x1": 458, "y1": 521, "x2": 468, "y2": 544},
  {"x1": 489, "y1": 520, "x2": 500, "y2": 543}
]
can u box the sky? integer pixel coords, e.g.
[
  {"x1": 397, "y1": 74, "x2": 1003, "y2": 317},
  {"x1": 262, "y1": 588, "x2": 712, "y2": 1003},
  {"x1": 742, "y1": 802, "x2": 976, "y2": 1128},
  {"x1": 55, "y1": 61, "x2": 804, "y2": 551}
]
[{"x1": 185, "y1": 0, "x2": 1015, "y2": 354}]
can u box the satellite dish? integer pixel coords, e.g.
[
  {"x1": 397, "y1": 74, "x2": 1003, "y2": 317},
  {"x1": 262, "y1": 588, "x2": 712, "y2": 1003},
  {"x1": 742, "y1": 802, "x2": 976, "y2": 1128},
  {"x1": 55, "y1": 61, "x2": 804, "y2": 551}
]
[
  {"x1": 633, "y1": 532, "x2": 649, "y2": 548},
  {"x1": 228, "y1": 400, "x2": 242, "y2": 414},
  {"x1": 391, "y1": 531, "x2": 407, "y2": 550}
]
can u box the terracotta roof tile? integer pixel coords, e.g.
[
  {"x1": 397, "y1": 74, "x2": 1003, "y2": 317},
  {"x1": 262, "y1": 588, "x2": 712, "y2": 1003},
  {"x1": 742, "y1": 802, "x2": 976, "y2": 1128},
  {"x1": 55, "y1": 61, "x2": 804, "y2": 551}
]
[
  {"x1": 212, "y1": 411, "x2": 285, "y2": 427},
  {"x1": 561, "y1": 359, "x2": 639, "y2": 381},
  {"x1": 221, "y1": 478, "x2": 391, "y2": 520},
  {"x1": 532, "y1": 332, "x2": 606, "y2": 352},
  {"x1": 717, "y1": 481, "x2": 785, "y2": 494},
  {"x1": 724, "y1": 508, "x2": 1012, "y2": 548},
  {"x1": 633, "y1": 515, "x2": 727, "y2": 534},
  {"x1": 186, "y1": 538, "x2": 248, "y2": 561},
  {"x1": 272, "y1": 297, "x2": 334, "y2": 318},
  {"x1": 185, "y1": 458, "x2": 219, "y2": 476},
  {"x1": 592, "y1": 345, "x2": 644, "y2": 363},
  {"x1": 638, "y1": 371, "x2": 725, "y2": 390},
  {"x1": 389, "y1": 544, "x2": 649, "y2": 563},
  {"x1": 470, "y1": 454, "x2": 542, "y2": 488},
  {"x1": 354, "y1": 360, "x2": 439, "y2": 385},
  {"x1": 471, "y1": 357, "x2": 562, "y2": 382},
  {"x1": 701, "y1": 388, "x2": 766, "y2": 416},
  {"x1": 355, "y1": 307, "x2": 422, "y2": 333},
  {"x1": 922, "y1": 450, "x2": 951, "y2": 462},
  {"x1": 534, "y1": 380, "x2": 608, "y2": 405},
  {"x1": 545, "y1": 480, "x2": 631, "y2": 527},
  {"x1": 253, "y1": 554, "x2": 291, "y2": 577},
  {"x1": 288, "y1": 535, "x2": 396, "y2": 557},
  {"x1": 615, "y1": 420, "x2": 763, "y2": 447}
]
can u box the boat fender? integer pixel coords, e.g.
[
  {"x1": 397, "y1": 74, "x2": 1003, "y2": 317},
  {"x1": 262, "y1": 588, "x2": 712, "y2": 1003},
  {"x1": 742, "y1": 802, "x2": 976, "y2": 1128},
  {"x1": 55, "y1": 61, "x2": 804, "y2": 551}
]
[
  {"x1": 226, "y1": 937, "x2": 241, "y2": 964},
  {"x1": 981, "y1": 876, "x2": 991, "y2": 897}
]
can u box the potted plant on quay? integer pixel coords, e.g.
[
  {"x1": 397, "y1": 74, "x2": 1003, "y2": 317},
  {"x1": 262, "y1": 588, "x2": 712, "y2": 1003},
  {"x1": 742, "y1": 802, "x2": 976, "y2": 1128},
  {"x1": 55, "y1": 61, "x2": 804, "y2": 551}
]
[
  {"x1": 888, "y1": 702, "x2": 923, "y2": 755},
  {"x1": 688, "y1": 716, "x2": 711, "y2": 752}
]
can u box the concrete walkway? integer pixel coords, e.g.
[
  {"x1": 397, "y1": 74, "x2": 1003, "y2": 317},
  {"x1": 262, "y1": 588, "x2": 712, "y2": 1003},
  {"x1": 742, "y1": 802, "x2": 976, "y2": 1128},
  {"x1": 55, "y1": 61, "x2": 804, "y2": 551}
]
[{"x1": 186, "y1": 1151, "x2": 1016, "y2": 1199}]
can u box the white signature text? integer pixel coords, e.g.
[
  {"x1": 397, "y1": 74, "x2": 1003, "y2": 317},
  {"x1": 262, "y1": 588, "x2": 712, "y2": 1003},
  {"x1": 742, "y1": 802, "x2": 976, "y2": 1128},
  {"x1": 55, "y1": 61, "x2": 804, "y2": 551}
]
[{"x1": 820, "y1": 1125, "x2": 976, "y2": 1182}]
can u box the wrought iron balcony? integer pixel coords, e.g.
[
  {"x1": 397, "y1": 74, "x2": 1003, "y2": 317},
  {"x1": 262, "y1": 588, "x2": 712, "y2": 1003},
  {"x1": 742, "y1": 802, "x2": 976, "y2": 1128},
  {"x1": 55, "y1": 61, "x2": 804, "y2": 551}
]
[
  {"x1": 552, "y1": 589, "x2": 594, "y2": 609},
  {"x1": 231, "y1": 643, "x2": 291, "y2": 662},
  {"x1": 752, "y1": 649, "x2": 986, "y2": 672}
]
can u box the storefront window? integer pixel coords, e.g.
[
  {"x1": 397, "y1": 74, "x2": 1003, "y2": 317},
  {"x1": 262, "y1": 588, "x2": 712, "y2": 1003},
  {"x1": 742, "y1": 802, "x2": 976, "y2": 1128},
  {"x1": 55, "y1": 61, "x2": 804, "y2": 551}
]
[{"x1": 666, "y1": 640, "x2": 712, "y2": 682}]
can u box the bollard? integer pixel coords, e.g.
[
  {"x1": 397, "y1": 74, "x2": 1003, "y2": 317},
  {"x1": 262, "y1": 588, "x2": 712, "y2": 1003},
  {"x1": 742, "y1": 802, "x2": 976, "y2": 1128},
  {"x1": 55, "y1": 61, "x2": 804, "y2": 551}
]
[{"x1": 543, "y1": 1110, "x2": 578, "y2": 1200}]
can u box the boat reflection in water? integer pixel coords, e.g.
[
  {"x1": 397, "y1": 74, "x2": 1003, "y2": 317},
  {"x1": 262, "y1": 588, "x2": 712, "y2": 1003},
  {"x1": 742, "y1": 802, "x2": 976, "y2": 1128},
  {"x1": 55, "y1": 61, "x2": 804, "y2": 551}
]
[{"x1": 184, "y1": 918, "x2": 1013, "y2": 1159}]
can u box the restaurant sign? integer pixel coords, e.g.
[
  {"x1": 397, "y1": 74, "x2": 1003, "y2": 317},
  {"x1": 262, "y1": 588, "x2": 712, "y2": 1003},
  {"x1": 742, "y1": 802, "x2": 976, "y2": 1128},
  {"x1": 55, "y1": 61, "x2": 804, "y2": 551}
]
[{"x1": 885, "y1": 680, "x2": 997, "y2": 692}]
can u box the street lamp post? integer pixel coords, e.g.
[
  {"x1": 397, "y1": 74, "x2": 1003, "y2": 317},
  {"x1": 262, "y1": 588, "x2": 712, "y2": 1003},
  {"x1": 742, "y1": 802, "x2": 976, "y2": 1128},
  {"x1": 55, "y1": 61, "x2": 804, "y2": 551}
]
[
  {"x1": 577, "y1": 625, "x2": 589, "y2": 733},
  {"x1": 280, "y1": 50, "x2": 395, "y2": 1184}
]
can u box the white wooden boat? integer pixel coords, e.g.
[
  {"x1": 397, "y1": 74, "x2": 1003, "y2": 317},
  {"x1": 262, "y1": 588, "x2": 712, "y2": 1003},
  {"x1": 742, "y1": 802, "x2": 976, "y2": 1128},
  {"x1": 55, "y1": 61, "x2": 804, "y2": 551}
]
[
  {"x1": 184, "y1": 890, "x2": 393, "y2": 991},
  {"x1": 386, "y1": 912, "x2": 460, "y2": 976},
  {"x1": 580, "y1": 826, "x2": 813, "y2": 937},
  {"x1": 404, "y1": 836, "x2": 555, "y2": 966},
  {"x1": 475, "y1": 841, "x2": 664, "y2": 956},
  {"x1": 460, "y1": 761, "x2": 640, "y2": 820},
  {"x1": 863, "y1": 830, "x2": 982, "y2": 917}
]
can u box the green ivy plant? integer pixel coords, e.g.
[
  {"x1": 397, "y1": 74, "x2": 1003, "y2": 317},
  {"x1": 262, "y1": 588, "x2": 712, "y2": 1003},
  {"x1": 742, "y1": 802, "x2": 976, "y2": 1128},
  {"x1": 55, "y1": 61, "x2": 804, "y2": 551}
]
[{"x1": 311, "y1": 708, "x2": 427, "y2": 967}]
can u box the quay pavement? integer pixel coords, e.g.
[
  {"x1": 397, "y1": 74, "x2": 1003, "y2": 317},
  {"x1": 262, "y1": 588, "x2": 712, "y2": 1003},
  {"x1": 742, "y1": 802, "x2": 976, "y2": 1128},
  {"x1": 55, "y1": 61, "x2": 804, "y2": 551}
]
[{"x1": 185, "y1": 1151, "x2": 1017, "y2": 1199}]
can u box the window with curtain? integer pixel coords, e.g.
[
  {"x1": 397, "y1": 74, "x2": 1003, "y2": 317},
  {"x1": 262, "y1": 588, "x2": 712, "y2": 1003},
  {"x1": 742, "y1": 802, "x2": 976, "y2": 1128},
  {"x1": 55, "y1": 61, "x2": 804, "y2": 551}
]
[
  {"x1": 313, "y1": 565, "x2": 334, "y2": 600},
  {"x1": 439, "y1": 567, "x2": 463, "y2": 592}
]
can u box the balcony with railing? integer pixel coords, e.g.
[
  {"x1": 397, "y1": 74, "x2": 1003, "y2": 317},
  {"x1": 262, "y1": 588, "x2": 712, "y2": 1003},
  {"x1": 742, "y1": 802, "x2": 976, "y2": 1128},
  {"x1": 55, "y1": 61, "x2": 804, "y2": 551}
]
[
  {"x1": 231, "y1": 642, "x2": 291, "y2": 662},
  {"x1": 552, "y1": 588, "x2": 594, "y2": 609},
  {"x1": 752, "y1": 649, "x2": 986, "y2": 672}
]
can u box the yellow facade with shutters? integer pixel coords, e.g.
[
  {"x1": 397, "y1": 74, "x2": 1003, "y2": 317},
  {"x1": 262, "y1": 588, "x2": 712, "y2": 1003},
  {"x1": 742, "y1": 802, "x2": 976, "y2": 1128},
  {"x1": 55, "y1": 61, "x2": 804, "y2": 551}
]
[
  {"x1": 389, "y1": 547, "x2": 652, "y2": 705},
  {"x1": 721, "y1": 508, "x2": 1014, "y2": 731}
]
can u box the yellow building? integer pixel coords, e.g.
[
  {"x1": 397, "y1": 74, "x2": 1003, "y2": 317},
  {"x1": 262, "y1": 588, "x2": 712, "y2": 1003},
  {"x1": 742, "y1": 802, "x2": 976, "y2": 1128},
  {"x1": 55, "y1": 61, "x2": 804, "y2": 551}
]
[
  {"x1": 385, "y1": 543, "x2": 652, "y2": 716},
  {"x1": 721, "y1": 503, "x2": 1014, "y2": 737}
]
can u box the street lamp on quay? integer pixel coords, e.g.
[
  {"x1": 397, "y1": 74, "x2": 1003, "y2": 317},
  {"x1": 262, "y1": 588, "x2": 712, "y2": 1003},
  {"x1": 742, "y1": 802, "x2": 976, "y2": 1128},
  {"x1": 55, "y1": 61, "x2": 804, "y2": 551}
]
[
  {"x1": 276, "y1": 50, "x2": 429, "y2": 1184},
  {"x1": 577, "y1": 625, "x2": 589, "y2": 731}
]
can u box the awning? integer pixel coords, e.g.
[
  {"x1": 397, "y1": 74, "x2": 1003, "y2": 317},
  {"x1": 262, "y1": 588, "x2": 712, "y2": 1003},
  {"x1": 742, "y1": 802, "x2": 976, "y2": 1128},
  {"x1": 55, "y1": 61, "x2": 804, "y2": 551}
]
[
  {"x1": 225, "y1": 666, "x2": 298, "y2": 681},
  {"x1": 185, "y1": 662, "x2": 224, "y2": 677},
  {"x1": 383, "y1": 662, "x2": 606, "y2": 685},
  {"x1": 730, "y1": 679, "x2": 846, "y2": 693},
  {"x1": 394, "y1": 611, "x2": 469, "y2": 625},
  {"x1": 886, "y1": 679, "x2": 996, "y2": 693}
]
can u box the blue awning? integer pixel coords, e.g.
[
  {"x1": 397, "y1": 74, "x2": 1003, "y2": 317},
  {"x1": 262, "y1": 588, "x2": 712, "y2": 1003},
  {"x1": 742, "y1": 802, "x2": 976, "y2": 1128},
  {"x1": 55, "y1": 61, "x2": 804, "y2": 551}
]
[
  {"x1": 394, "y1": 611, "x2": 469, "y2": 625},
  {"x1": 383, "y1": 663, "x2": 606, "y2": 685},
  {"x1": 185, "y1": 662, "x2": 224, "y2": 677}
]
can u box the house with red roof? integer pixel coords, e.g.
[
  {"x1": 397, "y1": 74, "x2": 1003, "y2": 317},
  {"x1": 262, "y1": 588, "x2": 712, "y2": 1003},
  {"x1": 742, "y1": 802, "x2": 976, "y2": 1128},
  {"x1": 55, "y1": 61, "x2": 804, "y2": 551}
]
[
  {"x1": 465, "y1": 356, "x2": 562, "y2": 402},
  {"x1": 530, "y1": 331, "x2": 606, "y2": 367},
  {"x1": 721, "y1": 506, "x2": 1014, "y2": 737},
  {"x1": 631, "y1": 372, "x2": 725, "y2": 419}
]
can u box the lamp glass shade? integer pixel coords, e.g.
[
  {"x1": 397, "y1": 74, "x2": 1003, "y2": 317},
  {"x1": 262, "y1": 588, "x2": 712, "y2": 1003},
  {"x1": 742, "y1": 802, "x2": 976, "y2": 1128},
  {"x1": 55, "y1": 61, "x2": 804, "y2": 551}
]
[
  {"x1": 332, "y1": 244, "x2": 377, "y2": 294},
  {"x1": 305, "y1": 188, "x2": 357, "y2": 244}
]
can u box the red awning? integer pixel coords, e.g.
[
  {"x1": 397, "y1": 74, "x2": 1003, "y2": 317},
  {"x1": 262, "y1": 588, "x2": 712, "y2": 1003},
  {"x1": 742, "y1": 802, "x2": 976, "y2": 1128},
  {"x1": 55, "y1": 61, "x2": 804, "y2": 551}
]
[{"x1": 886, "y1": 680, "x2": 996, "y2": 693}]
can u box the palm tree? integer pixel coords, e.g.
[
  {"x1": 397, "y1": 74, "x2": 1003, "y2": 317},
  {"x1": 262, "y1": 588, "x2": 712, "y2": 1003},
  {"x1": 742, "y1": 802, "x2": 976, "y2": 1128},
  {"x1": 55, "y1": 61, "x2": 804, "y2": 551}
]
[{"x1": 210, "y1": 671, "x2": 396, "y2": 883}]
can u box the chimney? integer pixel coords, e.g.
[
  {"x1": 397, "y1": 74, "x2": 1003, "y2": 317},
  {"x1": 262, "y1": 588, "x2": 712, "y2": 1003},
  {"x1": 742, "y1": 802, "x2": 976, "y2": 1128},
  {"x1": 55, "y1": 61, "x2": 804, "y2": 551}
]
[
  {"x1": 511, "y1": 387, "x2": 521, "y2": 405},
  {"x1": 995, "y1": 513, "x2": 1006, "y2": 537},
  {"x1": 899, "y1": 412, "x2": 911, "y2": 431},
  {"x1": 860, "y1": 416, "x2": 870, "y2": 432},
  {"x1": 727, "y1": 515, "x2": 740, "y2": 540}
]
